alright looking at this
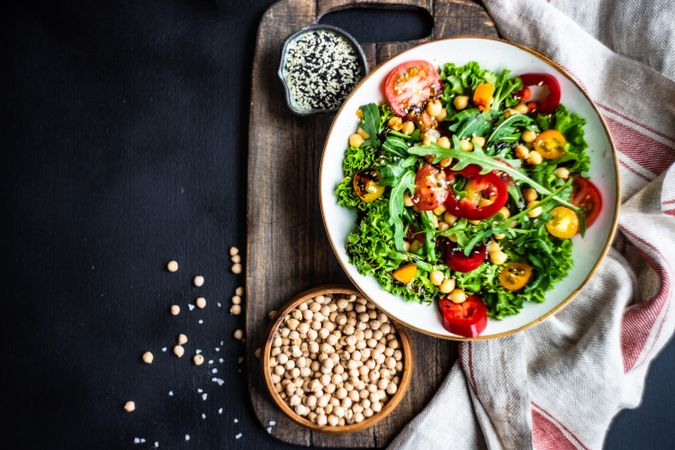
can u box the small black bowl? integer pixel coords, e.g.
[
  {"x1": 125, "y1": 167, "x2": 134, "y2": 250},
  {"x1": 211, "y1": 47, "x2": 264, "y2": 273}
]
[{"x1": 278, "y1": 24, "x2": 368, "y2": 116}]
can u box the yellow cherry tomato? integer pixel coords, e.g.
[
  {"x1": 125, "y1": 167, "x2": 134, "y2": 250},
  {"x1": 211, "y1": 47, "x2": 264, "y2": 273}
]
[
  {"x1": 393, "y1": 263, "x2": 417, "y2": 284},
  {"x1": 534, "y1": 129, "x2": 567, "y2": 159},
  {"x1": 499, "y1": 262, "x2": 533, "y2": 292},
  {"x1": 473, "y1": 83, "x2": 494, "y2": 111},
  {"x1": 353, "y1": 169, "x2": 385, "y2": 203},
  {"x1": 546, "y1": 206, "x2": 580, "y2": 239}
]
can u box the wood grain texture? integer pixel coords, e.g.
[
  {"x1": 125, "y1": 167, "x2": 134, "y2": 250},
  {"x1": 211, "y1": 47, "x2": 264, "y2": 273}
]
[{"x1": 247, "y1": 0, "x2": 498, "y2": 447}]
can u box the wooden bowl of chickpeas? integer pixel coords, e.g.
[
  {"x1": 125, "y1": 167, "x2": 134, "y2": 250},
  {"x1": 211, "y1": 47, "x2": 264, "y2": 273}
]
[{"x1": 263, "y1": 286, "x2": 413, "y2": 433}]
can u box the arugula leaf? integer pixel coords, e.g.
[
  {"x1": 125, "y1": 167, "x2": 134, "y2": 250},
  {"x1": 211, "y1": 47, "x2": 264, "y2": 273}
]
[
  {"x1": 388, "y1": 170, "x2": 416, "y2": 251},
  {"x1": 360, "y1": 103, "x2": 381, "y2": 148},
  {"x1": 447, "y1": 107, "x2": 493, "y2": 139},
  {"x1": 420, "y1": 211, "x2": 437, "y2": 261},
  {"x1": 382, "y1": 136, "x2": 409, "y2": 158},
  {"x1": 490, "y1": 69, "x2": 523, "y2": 112},
  {"x1": 487, "y1": 113, "x2": 533, "y2": 145}
]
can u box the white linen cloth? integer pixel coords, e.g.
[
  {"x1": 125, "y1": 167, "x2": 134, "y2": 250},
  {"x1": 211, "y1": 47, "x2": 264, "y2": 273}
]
[{"x1": 389, "y1": 1, "x2": 675, "y2": 448}]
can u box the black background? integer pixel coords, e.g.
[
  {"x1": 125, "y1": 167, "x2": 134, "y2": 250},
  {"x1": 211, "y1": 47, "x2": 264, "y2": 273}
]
[{"x1": 3, "y1": 1, "x2": 673, "y2": 449}]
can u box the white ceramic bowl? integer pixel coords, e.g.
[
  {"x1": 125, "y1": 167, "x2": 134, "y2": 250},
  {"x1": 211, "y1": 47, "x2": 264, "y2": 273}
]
[{"x1": 319, "y1": 37, "x2": 619, "y2": 340}]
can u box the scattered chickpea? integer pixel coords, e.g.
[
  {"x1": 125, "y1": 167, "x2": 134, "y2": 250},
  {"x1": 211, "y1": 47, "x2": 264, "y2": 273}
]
[
  {"x1": 193, "y1": 354, "x2": 205, "y2": 366},
  {"x1": 232, "y1": 263, "x2": 243, "y2": 274},
  {"x1": 494, "y1": 233, "x2": 506, "y2": 240},
  {"x1": 269, "y1": 310, "x2": 278, "y2": 320},
  {"x1": 521, "y1": 129, "x2": 537, "y2": 143},
  {"x1": 554, "y1": 167, "x2": 570, "y2": 179},
  {"x1": 170, "y1": 304, "x2": 180, "y2": 316},
  {"x1": 449, "y1": 289, "x2": 467, "y2": 304},
  {"x1": 523, "y1": 188, "x2": 538, "y2": 203},
  {"x1": 436, "y1": 108, "x2": 447, "y2": 121},
  {"x1": 230, "y1": 304, "x2": 242, "y2": 315},
  {"x1": 459, "y1": 139, "x2": 473, "y2": 152},
  {"x1": 235, "y1": 286, "x2": 244, "y2": 296},
  {"x1": 349, "y1": 134, "x2": 364, "y2": 148},
  {"x1": 387, "y1": 116, "x2": 403, "y2": 131},
  {"x1": 422, "y1": 135, "x2": 437, "y2": 146},
  {"x1": 166, "y1": 260, "x2": 179, "y2": 273},
  {"x1": 514, "y1": 144, "x2": 530, "y2": 160},
  {"x1": 471, "y1": 136, "x2": 486, "y2": 148},
  {"x1": 439, "y1": 278, "x2": 456, "y2": 294},
  {"x1": 438, "y1": 222, "x2": 450, "y2": 232},
  {"x1": 489, "y1": 250, "x2": 508, "y2": 265},
  {"x1": 232, "y1": 295, "x2": 242, "y2": 305},
  {"x1": 229, "y1": 246, "x2": 239, "y2": 256},
  {"x1": 401, "y1": 121, "x2": 415, "y2": 135},
  {"x1": 231, "y1": 254, "x2": 241, "y2": 263},
  {"x1": 193, "y1": 275, "x2": 205, "y2": 287},
  {"x1": 402, "y1": 241, "x2": 411, "y2": 252},
  {"x1": 141, "y1": 351, "x2": 154, "y2": 364},
  {"x1": 453, "y1": 95, "x2": 469, "y2": 110},
  {"x1": 437, "y1": 136, "x2": 451, "y2": 149},
  {"x1": 526, "y1": 150, "x2": 543, "y2": 165},
  {"x1": 123, "y1": 401, "x2": 136, "y2": 412},
  {"x1": 195, "y1": 297, "x2": 206, "y2": 309},
  {"x1": 429, "y1": 270, "x2": 444, "y2": 286},
  {"x1": 527, "y1": 201, "x2": 543, "y2": 218},
  {"x1": 177, "y1": 333, "x2": 188, "y2": 345},
  {"x1": 498, "y1": 207, "x2": 510, "y2": 219},
  {"x1": 468, "y1": 219, "x2": 481, "y2": 226},
  {"x1": 173, "y1": 345, "x2": 185, "y2": 358},
  {"x1": 234, "y1": 329, "x2": 244, "y2": 341},
  {"x1": 357, "y1": 127, "x2": 369, "y2": 140}
]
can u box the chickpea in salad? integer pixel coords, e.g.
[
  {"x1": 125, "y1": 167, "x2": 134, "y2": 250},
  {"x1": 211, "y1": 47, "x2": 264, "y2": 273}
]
[{"x1": 335, "y1": 60, "x2": 602, "y2": 337}]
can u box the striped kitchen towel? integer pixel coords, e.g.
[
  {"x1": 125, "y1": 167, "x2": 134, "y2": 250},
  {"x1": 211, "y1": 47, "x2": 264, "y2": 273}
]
[{"x1": 389, "y1": 0, "x2": 675, "y2": 449}]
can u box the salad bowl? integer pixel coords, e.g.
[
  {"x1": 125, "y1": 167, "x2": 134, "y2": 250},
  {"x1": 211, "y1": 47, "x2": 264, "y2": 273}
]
[{"x1": 319, "y1": 37, "x2": 619, "y2": 340}]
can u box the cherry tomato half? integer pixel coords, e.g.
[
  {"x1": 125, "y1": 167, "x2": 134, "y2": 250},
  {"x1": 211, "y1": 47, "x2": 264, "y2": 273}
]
[
  {"x1": 438, "y1": 295, "x2": 488, "y2": 337},
  {"x1": 518, "y1": 73, "x2": 561, "y2": 115},
  {"x1": 534, "y1": 129, "x2": 566, "y2": 159},
  {"x1": 571, "y1": 176, "x2": 602, "y2": 227},
  {"x1": 412, "y1": 164, "x2": 449, "y2": 211},
  {"x1": 546, "y1": 206, "x2": 579, "y2": 239},
  {"x1": 384, "y1": 60, "x2": 442, "y2": 117},
  {"x1": 444, "y1": 242, "x2": 486, "y2": 273},
  {"x1": 473, "y1": 82, "x2": 494, "y2": 111},
  {"x1": 444, "y1": 165, "x2": 508, "y2": 220},
  {"x1": 498, "y1": 262, "x2": 533, "y2": 292},
  {"x1": 353, "y1": 169, "x2": 385, "y2": 203}
]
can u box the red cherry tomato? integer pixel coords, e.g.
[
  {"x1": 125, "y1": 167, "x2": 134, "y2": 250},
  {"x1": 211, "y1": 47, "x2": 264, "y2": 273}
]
[
  {"x1": 384, "y1": 60, "x2": 442, "y2": 117},
  {"x1": 444, "y1": 165, "x2": 508, "y2": 220},
  {"x1": 438, "y1": 295, "x2": 488, "y2": 337},
  {"x1": 514, "y1": 86, "x2": 532, "y2": 102},
  {"x1": 444, "y1": 242, "x2": 486, "y2": 273},
  {"x1": 517, "y1": 73, "x2": 561, "y2": 114},
  {"x1": 412, "y1": 164, "x2": 449, "y2": 211},
  {"x1": 571, "y1": 176, "x2": 602, "y2": 227}
]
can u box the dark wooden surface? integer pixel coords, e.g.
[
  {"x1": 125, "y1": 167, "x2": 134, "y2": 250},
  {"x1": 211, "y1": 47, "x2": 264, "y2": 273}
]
[{"x1": 246, "y1": 0, "x2": 498, "y2": 447}]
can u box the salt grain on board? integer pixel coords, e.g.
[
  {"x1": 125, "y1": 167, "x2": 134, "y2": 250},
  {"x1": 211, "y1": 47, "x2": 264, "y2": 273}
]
[
  {"x1": 202, "y1": 393, "x2": 208, "y2": 401},
  {"x1": 198, "y1": 319, "x2": 204, "y2": 325},
  {"x1": 267, "y1": 427, "x2": 272, "y2": 433},
  {"x1": 197, "y1": 388, "x2": 203, "y2": 393},
  {"x1": 235, "y1": 433, "x2": 243, "y2": 440},
  {"x1": 154, "y1": 442, "x2": 159, "y2": 448},
  {"x1": 161, "y1": 347, "x2": 167, "y2": 352},
  {"x1": 269, "y1": 420, "x2": 276, "y2": 426},
  {"x1": 196, "y1": 349, "x2": 202, "y2": 354},
  {"x1": 233, "y1": 418, "x2": 239, "y2": 423},
  {"x1": 219, "y1": 358, "x2": 224, "y2": 363},
  {"x1": 168, "y1": 390, "x2": 174, "y2": 397},
  {"x1": 212, "y1": 377, "x2": 224, "y2": 386},
  {"x1": 185, "y1": 434, "x2": 190, "y2": 441},
  {"x1": 211, "y1": 368, "x2": 218, "y2": 374},
  {"x1": 215, "y1": 347, "x2": 220, "y2": 352},
  {"x1": 188, "y1": 304, "x2": 195, "y2": 311},
  {"x1": 218, "y1": 408, "x2": 223, "y2": 414},
  {"x1": 202, "y1": 413, "x2": 206, "y2": 420}
]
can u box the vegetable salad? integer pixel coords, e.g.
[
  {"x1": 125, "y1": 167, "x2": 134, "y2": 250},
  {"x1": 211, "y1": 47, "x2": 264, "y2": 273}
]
[{"x1": 335, "y1": 60, "x2": 602, "y2": 337}]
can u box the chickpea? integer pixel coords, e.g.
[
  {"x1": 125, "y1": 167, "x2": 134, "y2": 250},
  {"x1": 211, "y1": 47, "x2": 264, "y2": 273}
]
[
  {"x1": 387, "y1": 116, "x2": 403, "y2": 131},
  {"x1": 403, "y1": 192, "x2": 414, "y2": 208},
  {"x1": 426, "y1": 99, "x2": 443, "y2": 118},
  {"x1": 486, "y1": 241, "x2": 500, "y2": 253},
  {"x1": 443, "y1": 212, "x2": 458, "y2": 226},
  {"x1": 498, "y1": 207, "x2": 510, "y2": 219},
  {"x1": 489, "y1": 250, "x2": 508, "y2": 265},
  {"x1": 459, "y1": 139, "x2": 473, "y2": 152},
  {"x1": 526, "y1": 150, "x2": 543, "y2": 165},
  {"x1": 437, "y1": 136, "x2": 451, "y2": 149},
  {"x1": 527, "y1": 201, "x2": 543, "y2": 218},
  {"x1": 124, "y1": 401, "x2": 136, "y2": 412},
  {"x1": 554, "y1": 167, "x2": 570, "y2": 179},
  {"x1": 521, "y1": 129, "x2": 537, "y2": 143},
  {"x1": 453, "y1": 95, "x2": 469, "y2": 110},
  {"x1": 439, "y1": 157, "x2": 452, "y2": 168},
  {"x1": 514, "y1": 144, "x2": 530, "y2": 160},
  {"x1": 439, "y1": 278, "x2": 456, "y2": 294},
  {"x1": 433, "y1": 204, "x2": 447, "y2": 216},
  {"x1": 471, "y1": 136, "x2": 486, "y2": 148},
  {"x1": 523, "y1": 188, "x2": 538, "y2": 203},
  {"x1": 349, "y1": 133, "x2": 364, "y2": 148},
  {"x1": 166, "y1": 260, "x2": 178, "y2": 273},
  {"x1": 513, "y1": 103, "x2": 529, "y2": 114},
  {"x1": 401, "y1": 121, "x2": 415, "y2": 135},
  {"x1": 429, "y1": 270, "x2": 445, "y2": 286},
  {"x1": 449, "y1": 289, "x2": 467, "y2": 304},
  {"x1": 357, "y1": 126, "x2": 369, "y2": 139}
]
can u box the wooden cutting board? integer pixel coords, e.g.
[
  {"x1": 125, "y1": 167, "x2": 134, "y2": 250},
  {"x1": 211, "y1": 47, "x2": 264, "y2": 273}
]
[{"x1": 246, "y1": 0, "x2": 498, "y2": 447}]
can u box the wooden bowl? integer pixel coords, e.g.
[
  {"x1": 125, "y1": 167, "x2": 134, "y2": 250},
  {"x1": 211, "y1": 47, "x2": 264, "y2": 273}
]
[{"x1": 262, "y1": 285, "x2": 413, "y2": 434}]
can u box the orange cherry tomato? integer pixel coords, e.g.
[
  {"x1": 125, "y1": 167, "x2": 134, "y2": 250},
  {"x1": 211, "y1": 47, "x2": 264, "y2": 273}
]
[
  {"x1": 533, "y1": 130, "x2": 566, "y2": 159},
  {"x1": 546, "y1": 206, "x2": 579, "y2": 239},
  {"x1": 353, "y1": 169, "x2": 385, "y2": 203},
  {"x1": 473, "y1": 83, "x2": 494, "y2": 111},
  {"x1": 499, "y1": 262, "x2": 533, "y2": 292}
]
